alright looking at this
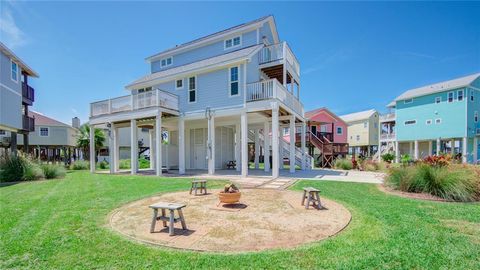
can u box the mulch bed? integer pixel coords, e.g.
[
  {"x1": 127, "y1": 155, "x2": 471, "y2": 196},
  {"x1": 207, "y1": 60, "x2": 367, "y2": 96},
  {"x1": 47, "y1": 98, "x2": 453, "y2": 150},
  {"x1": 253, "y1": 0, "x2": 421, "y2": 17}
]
[{"x1": 377, "y1": 184, "x2": 449, "y2": 202}]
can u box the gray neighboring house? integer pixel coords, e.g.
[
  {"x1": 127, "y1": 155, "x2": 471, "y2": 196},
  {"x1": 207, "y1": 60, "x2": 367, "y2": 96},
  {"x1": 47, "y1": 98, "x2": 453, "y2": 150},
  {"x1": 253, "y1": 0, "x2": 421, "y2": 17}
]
[{"x1": 0, "y1": 42, "x2": 38, "y2": 155}]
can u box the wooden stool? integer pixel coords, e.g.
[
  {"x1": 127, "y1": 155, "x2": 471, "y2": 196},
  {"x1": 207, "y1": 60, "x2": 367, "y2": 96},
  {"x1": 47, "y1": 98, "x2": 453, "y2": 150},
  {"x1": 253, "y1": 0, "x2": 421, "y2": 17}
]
[
  {"x1": 190, "y1": 180, "x2": 207, "y2": 195},
  {"x1": 301, "y1": 187, "x2": 322, "y2": 209},
  {"x1": 149, "y1": 202, "x2": 187, "y2": 236}
]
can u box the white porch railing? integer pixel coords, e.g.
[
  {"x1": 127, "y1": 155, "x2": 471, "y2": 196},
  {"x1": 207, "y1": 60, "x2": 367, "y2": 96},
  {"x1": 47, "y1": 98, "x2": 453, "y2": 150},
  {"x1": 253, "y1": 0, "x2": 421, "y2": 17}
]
[
  {"x1": 246, "y1": 79, "x2": 304, "y2": 117},
  {"x1": 380, "y1": 133, "x2": 396, "y2": 141},
  {"x1": 380, "y1": 112, "x2": 396, "y2": 122},
  {"x1": 258, "y1": 42, "x2": 300, "y2": 77},
  {"x1": 90, "y1": 89, "x2": 179, "y2": 117}
]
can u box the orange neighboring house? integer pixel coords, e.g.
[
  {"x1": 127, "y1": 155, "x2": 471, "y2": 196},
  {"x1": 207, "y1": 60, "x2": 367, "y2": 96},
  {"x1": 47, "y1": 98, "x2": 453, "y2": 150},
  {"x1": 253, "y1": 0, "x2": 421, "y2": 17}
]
[{"x1": 304, "y1": 107, "x2": 349, "y2": 167}]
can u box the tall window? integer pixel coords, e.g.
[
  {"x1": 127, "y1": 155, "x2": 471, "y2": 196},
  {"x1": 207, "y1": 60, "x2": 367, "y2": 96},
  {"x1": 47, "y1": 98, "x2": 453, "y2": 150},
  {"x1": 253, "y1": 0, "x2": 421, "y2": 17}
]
[
  {"x1": 448, "y1": 92, "x2": 454, "y2": 102},
  {"x1": 457, "y1": 90, "x2": 464, "y2": 101},
  {"x1": 475, "y1": 111, "x2": 478, "y2": 123},
  {"x1": 188, "y1": 76, "x2": 196, "y2": 103},
  {"x1": 356, "y1": 135, "x2": 360, "y2": 141},
  {"x1": 229, "y1": 67, "x2": 239, "y2": 96},
  {"x1": 471, "y1": 90, "x2": 475, "y2": 102},
  {"x1": 11, "y1": 60, "x2": 18, "y2": 82},
  {"x1": 39, "y1": 127, "x2": 49, "y2": 137}
]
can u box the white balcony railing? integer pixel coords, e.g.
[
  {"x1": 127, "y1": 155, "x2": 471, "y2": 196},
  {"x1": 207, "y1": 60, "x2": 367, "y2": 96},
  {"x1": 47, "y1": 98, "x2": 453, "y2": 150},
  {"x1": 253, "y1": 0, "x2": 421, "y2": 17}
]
[
  {"x1": 380, "y1": 113, "x2": 396, "y2": 122},
  {"x1": 380, "y1": 133, "x2": 396, "y2": 141},
  {"x1": 246, "y1": 79, "x2": 304, "y2": 117},
  {"x1": 90, "y1": 89, "x2": 179, "y2": 117},
  {"x1": 258, "y1": 42, "x2": 300, "y2": 77}
]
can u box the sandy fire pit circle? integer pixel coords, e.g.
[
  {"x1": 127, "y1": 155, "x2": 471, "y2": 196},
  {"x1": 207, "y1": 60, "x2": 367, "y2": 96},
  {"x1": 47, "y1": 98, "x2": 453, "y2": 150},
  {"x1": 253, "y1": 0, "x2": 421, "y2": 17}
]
[{"x1": 109, "y1": 189, "x2": 351, "y2": 252}]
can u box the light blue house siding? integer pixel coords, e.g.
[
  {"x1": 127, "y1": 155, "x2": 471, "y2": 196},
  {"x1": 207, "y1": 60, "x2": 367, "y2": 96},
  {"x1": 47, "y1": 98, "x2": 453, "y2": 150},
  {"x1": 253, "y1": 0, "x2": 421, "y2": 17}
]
[
  {"x1": 466, "y1": 87, "x2": 480, "y2": 162},
  {"x1": 0, "y1": 51, "x2": 22, "y2": 131},
  {"x1": 396, "y1": 88, "x2": 468, "y2": 141},
  {"x1": 151, "y1": 30, "x2": 258, "y2": 73},
  {"x1": 259, "y1": 22, "x2": 274, "y2": 44},
  {"x1": 154, "y1": 63, "x2": 246, "y2": 113}
]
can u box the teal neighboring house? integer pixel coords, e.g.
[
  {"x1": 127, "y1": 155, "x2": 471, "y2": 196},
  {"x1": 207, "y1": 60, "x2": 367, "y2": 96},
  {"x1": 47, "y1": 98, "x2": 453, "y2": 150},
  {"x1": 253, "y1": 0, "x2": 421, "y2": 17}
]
[{"x1": 390, "y1": 73, "x2": 480, "y2": 164}]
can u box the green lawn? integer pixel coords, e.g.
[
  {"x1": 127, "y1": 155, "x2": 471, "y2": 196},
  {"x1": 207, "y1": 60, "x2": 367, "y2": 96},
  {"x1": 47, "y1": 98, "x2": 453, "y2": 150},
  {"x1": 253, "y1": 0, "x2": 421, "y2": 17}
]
[{"x1": 1, "y1": 171, "x2": 479, "y2": 269}]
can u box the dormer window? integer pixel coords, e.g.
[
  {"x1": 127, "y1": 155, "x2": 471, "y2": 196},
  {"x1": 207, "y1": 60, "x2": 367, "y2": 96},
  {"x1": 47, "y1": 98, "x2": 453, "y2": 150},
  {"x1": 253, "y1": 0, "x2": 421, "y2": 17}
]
[
  {"x1": 224, "y1": 36, "x2": 241, "y2": 49},
  {"x1": 160, "y1": 57, "x2": 172, "y2": 68}
]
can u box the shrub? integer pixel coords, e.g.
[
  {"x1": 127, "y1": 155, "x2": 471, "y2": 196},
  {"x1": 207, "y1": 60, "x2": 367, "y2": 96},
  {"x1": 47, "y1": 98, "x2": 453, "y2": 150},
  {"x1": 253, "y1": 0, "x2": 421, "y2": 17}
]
[
  {"x1": 41, "y1": 164, "x2": 66, "y2": 179},
  {"x1": 98, "y1": 160, "x2": 109, "y2": 170},
  {"x1": 119, "y1": 159, "x2": 131, "y2": 169},
  {"x1": 381, "y1": 153, "x2": 395, "y2": 163},
  {"x1": 334, "y1": 158, "x2": 353, "y2": 170},
  {"x1": 71, "y1": 160, "x2": 89, "y2": 170},
  {"x1": 0, "y1": 154, "x2": 28, "y2": 182},
  {"x1": 400, "y1": 154, "x2": 412, "y2": 166},
  {"x1": 118, "y1": 158, "x2": 150, "y2": 169},
  {"x1": 23, "y1": 162, "x2": 44, "y2": 181},
  {"x1": 422, "y1": 155, "x2": 451, "y2": 167},
  {"x1": 139, "y1": 158, "x2": 150, "y2": 169}
]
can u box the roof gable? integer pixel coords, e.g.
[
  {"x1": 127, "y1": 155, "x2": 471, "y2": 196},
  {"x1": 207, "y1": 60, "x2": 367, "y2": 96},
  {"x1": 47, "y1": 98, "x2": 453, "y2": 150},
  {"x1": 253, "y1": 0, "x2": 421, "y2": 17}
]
[
  {"x1": 0, "y1": 42, "x2": 39, "y2": 78},
  {"x1": 29, "y1": 111, "x2": 73, "y2": 128},
  {"x1": 339, "y1": 109, "x2": 377, "y2": 123},
  {"x1": 305, "y1": 107, "x2": 346, "y2": 125}
]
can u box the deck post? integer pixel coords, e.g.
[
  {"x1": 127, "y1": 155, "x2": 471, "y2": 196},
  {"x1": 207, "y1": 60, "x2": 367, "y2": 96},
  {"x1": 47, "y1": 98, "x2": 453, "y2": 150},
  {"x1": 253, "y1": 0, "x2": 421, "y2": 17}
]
[
  {"x1": 149, "y1": 129, "x2": 154, "y2": 170},
  {"x1": 207, "y1": 113, "x2": 215, "y2": 175},
  {"x1": 436, "y1": 138, "x2": 441, "y2": 155},
  {"x1": 271, "y1": 103, "x2": 280, "y2": 179},
  {"x1": 89, "y1": 125, "x2": 95, "y2": 173},
  {"x1": 428, "y1": 141, "x2": 433, "y2": 156},
  {"x1": 394, "y1": 141, "x2": 399, "y2": 163},
  {"x1": 450, "y1": 139, "x2": 455, "y2": 154},
  {"x1": 130, "y1": 119, "x2": 138, "y2": 175},
  {"x1": 254, "y1": 129, "x2": 260, "y2": 169},
  {"x1": 155, "y1": 114, "x2": 162, "y2": 176},
  {"x1": 241, "y1": 112, "x2": 248, "y2": 178},
  {"x1": 109, "y1": 123, "x2": 115, "y2": 174},
  {"x1": 264, "y1": 121, "x2": 270, "y2": 172},
  {"x1": 113, "y1": 125, "x2": 119, "y2": 172},
  {"x1": 473, "y1": 137, "x2": 478, "y2": 163},
  {"x1": 289, "y1": 115, "x2": 295, "y2": 173},
  {"x1": 462, "y1": 137, "x2": 467, "y2": 163},
  {"x1": 301, "y1": 121, "x2": 306, "y2": 170},
  {"x1": 178, "y1": 116, "x2": 185, "y2": 174},
  {"x1": 235, "y1": 123, "x2": 241, "y2": 172},
  {"x1": 414, "y1": 140, "x2": 419, "y2": 160}
]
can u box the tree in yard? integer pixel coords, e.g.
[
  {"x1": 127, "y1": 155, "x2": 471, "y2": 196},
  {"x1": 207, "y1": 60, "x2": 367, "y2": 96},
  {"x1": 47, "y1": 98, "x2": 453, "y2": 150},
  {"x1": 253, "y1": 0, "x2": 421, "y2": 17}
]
[{"x1": 76, "y1": 124, "x2": 105, "y2": 162}]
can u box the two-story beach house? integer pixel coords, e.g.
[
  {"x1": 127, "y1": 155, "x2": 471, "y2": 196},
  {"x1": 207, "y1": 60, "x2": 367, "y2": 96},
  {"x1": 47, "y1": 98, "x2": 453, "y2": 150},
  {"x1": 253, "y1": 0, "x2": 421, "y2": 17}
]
[
  {"x1": 0, "y1": 42, "x2": 38, "y2": 155},
  {"x1": 384, "y1": 73, "x2": 480, "y2": 163},
  {"x1": 88, "y1": 15, "x2": 310, "y2": 178},
  {"x1": 340, "y1": 109, "x2": 379, "y2": 157}
]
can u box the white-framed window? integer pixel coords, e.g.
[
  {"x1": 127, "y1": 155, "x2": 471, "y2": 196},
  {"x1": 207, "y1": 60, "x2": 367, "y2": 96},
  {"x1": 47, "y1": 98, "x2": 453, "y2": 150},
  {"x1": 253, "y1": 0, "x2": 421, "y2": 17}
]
[
  {"x1": 426, "y1": 119, "x2": 432, "y2": 125},
  {"x1": 188, "y1": 76, "x2": 196, "y2": 103},
  {"x1": 404, "y1": 98, "x2": 413, "y2": 104},
  {"x1": 175, "y1": 79, "x2": 183, "y2": 90},
  {"x1": 470, "y1": 90, "x2": 475, "y2": 102},
  {"x1": 160, "y1": 57, "x2": 173, "y2": 68},
  {"x1": 435, "y1": 118, "x2": 442, "y2": 124},
  {"x1": 404, "y1": 120, "x2": 416, "y2": 125},
  {"x1": 0, "y1": 130, "x2": 5, "y2": 135},
  {"x1": 39, "y1": 127, "x2": 49, "y2": 137},
  {"x1": 11, "y1": 59, "x2": 18, "y2": 83},
  {"x1": 137, "y1": 87, "x2": 152, "y2": 93},
  {"x1": 448, "y1": 92, "x2": 454, "y2": 103},
  {"x1": 224, "y1": 36, "x2": 241, "y2": 49},
  {"x1": 336, "y1": 127, "x2": 343, "y2": 135},
  {"x1": 475, "y1": 111, "x2": 478, "y2": 123},
  {"x1": 283, "y1": 127, "x2": 290, "y2": 136},
  {"x1": 457, "y1": 89, "x2": 464, "y2": 101},
  {"x1": 363, "y1": 121, "x2": 368, "y2": 128},
  {"x1": 435, "y1": 97, "x2": 441, "y2": 104},
  {"x1": 356, "y1": 135, "x2": 360, "y2": 141},
  {"x1": 229, "y1": 66, "x2": 239, "y2": 96}
]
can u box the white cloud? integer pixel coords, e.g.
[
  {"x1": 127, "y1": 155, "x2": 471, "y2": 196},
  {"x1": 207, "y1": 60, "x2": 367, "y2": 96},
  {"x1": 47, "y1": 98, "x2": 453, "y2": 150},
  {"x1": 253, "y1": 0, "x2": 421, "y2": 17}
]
[{"x1": 0, "y1": 5, "x2": 27, "y2": 49}]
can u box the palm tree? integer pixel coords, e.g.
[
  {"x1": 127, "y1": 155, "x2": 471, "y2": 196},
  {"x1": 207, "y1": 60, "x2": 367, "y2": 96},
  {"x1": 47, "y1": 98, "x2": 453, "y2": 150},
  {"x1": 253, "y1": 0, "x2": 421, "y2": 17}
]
[{"x1": 76, "y1": 124, "x2": 105, "y2": 162}]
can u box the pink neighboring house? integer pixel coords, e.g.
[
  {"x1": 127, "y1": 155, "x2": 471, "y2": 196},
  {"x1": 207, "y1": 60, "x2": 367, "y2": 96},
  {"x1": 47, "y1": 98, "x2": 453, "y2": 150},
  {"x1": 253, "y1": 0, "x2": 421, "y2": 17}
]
[{"x1": 305, "y1": 107, "x2": 348, "y2": 144}]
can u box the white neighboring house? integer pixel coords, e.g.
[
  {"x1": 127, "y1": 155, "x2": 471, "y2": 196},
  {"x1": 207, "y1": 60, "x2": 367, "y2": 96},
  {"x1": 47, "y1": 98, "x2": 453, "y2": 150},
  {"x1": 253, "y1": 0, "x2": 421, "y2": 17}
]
[{"x1": 88, "y1": 15, "x2": 311, "y2": 178}]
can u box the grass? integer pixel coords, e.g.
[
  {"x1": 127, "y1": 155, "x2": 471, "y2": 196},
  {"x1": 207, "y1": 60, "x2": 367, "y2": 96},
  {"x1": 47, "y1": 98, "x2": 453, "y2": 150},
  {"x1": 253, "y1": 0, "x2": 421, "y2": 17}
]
[{"x1": 1, "y1": 172, "x2": 479, "y2": 269}]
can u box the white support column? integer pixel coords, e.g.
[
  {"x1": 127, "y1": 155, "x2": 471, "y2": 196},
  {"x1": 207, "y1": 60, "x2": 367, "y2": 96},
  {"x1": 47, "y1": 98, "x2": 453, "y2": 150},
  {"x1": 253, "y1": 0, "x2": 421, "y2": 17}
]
[
  {"x1": 207, "y1": 114, "x2": 215, "y2": 175},
  {"x1": 178, "y1": 117, "x2": 185, "y2": 174},
  {"x1": 279, "y1": 136, "x2": 284, "y2": 169},
  {"x1": 149, "y1": 129, "x2": 154, "y2": 170},
  {"x1": 289, "y1": 115, "x2": 295, "y2": 173},
  {"x1": 409, "y1": 141, "x2": 413, "y2": 156},
  {"x1": 450, "y1": 139, "x2": 455, "y2": 154},
  {"x1": 414, "y1": 140, "x2": 419, "y2": 160},
  {"x1": 436, "y1": 138, "x2": 441, "y2": 155},
  {"x1": 264, "y1": 121, "x2": 270, "y2": 172},
  {"x1": 109, "y1": 124, "x2": 115, "y2": 174},
  {"x1": 130, "y1": 120, "x2": 138, "y2": 175},
  {"x1": 473, "y1": 137, "x2": 478, "y2": 163},
  {"x1": 462, "y1": 137, "x2": 467, "y2": 163},
  {"x1": 155, "y1": 114, "x2": 162, "y2": 176},
  {"x1": 89, "y1": 124, "x2": 95, "y2": 173},
  {"x1": 301, "y1": 121, "x2": 306, "y2": 170},
  {"x1": 428, "y1": 141, "x2": 433, "y2": 156},
  {"x1": 241, "y1": 112, "x2": 248, "y2": 178},
  {"x1": 395, "y1": 141, "x2": 399, "y2": 163},
  {"x1": 235, "y1": 123, "x2": 241, "y2": 172},
  {"x1": 271, "y1": 104, "x2": 280, "y2": 179},
  {"x1": 113, "y1": 126, "x2": 119, "y2": 172},
  {"x1": 254, "y1": 129, "x2": 260, "y2": 169}
]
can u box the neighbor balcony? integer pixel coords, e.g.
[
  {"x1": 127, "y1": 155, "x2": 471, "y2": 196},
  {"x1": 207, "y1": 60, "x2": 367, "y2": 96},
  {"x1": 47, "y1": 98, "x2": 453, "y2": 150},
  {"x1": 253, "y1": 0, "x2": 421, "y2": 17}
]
[
  {"x1": 22, "y1": 82, "x2": 35, "y2": 105},
  {"x1": 22, "y1": 114, "x2": 35, "y2": 132},
  {"x1": 380, "y1": 112, "x2": 396, "y2": 123},
  {"x1": 90, "y1": 89, "x2": 179, "y2": 118},
  {"x1": 246, "y1": 79, "x2": 304, "y2": 117},
  {"x1": 380, "y1": 133, "x2": 396, "y2": 141},
  {"x1": 258, "y1": 42, "x2": 300, "y2": 79}
]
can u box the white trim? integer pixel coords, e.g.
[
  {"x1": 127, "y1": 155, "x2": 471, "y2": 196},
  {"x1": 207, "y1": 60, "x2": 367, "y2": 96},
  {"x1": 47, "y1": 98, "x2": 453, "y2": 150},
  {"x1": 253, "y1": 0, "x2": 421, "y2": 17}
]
[
  {"x1": 256, "y1": 28, "x2": 260, "y2": 44},
  {"x1": 175, "y1": 78, "x2": 184, "y2": 90},
  {"x1": 228, "y1": 66, "x2": 240, "y2": 97},
  {"x1": 457, "y1": 89, "x2": 464, "y2": 101},
  {"x1": 435, "y1": 118, "x2": 442, "y2": 124},
  {"x1": 0, "y1": 82, "x2": 22, "y2": 97},
  {"x1": 10, "y1": 59, "x2": 19, "y2": 83},
  {"x1": 404, "y1": 120, "x2": 417, "y2": 126},
  {"x1": 187, "y1": 76, "x2": 197, "y2": 104},
  {"x1": 224, "y1": 35, "x2": 242, "y2": 50},
  {"x1": 39, "y1": 127, "x2": 49, "y2": 137}
]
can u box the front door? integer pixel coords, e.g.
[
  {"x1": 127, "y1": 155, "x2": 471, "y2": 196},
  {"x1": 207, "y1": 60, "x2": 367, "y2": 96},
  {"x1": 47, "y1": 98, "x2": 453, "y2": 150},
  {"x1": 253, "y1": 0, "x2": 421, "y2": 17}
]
[{"x1": 194, "y1": 144, "x2": 206, "y2": 169}]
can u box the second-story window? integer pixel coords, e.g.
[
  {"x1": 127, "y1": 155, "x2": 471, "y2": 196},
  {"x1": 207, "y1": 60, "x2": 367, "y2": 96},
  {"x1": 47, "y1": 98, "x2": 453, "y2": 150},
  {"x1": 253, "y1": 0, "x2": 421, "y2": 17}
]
[
  {"x1": 448, "y1": 92, "x2": 454, "y2": 102},
  {"x1": 39, "y1": 127, "x2": 49, "y2": 137},
  {"x1": 435, "y1": 97, "x2": 441, "y2": 104},
  {"x1": 457, "y1": 90, "x2": 464, "y2": 101},
  {"x1": 224, "y1": 36, "x2": 241, "y2": 49},
  {"x1": 471, "y1": 90, "x2": 475, "y2": 102},
  {"x1": 363, "y1": 122, "x2": 368, "y2": 128},
  {"x1": 188, "y1": 76, "x2": 196, "y2": 103},
  {"x1": 161, "y1": 57, "x2": 172, "y2": 68},
  {"x1": 175, "y1": 79, "x2": 183, "y2": 90},
  {"x1": 404, "y1": 120, "x2": 416, "y2": 125},
  {"x1": 229, "y1": 66, "x2": 239, "y2": 96},
  {"x1": 336, "y1": 127, "x2": 343, "y2": 135},
  {"x1": 475, "y1": 111, "x2": 478, "y2": 123},
  {"x1": 11, "y1": 60, "x2": 18, "y2": 82}
]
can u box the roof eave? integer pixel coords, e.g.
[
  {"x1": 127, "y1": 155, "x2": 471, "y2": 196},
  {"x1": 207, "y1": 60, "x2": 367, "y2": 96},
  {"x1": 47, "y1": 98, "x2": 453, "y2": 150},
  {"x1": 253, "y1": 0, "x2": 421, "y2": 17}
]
[{"x1": 0, "y1": 42, "x2": 39, "y2": 78}]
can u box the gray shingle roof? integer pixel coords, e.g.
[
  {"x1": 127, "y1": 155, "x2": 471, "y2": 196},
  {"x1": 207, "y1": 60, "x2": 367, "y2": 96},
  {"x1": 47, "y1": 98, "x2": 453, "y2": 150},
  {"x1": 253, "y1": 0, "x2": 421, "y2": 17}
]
[{"x1": 340, "y1": 109, "x2": 377, "y2": 123}]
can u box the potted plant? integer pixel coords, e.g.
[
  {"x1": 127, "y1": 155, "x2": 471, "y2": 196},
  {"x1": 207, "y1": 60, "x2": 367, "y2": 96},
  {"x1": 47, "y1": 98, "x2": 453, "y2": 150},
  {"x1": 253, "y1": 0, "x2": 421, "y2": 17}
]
[{"x1": 218, "y1": 183, "x2": 241, "y2": 204}]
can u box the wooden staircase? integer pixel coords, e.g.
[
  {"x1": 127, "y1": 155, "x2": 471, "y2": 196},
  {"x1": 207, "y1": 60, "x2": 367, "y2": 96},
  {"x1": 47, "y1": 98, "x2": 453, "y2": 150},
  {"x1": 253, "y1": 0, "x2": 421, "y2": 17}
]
[{"x1": 296, "y1": 131, "x2": 348, "y2": 168}]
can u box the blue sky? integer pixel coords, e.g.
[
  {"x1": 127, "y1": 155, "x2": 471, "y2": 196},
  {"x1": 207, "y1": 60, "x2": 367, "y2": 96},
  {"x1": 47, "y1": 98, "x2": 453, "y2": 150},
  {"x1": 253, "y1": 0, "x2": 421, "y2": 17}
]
[{"x1": 1, "y1": 1, "x2": 479, "y2": 125}]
